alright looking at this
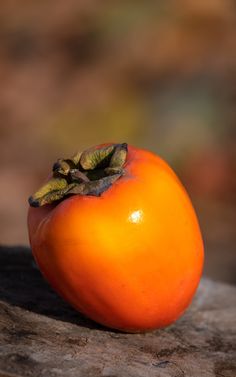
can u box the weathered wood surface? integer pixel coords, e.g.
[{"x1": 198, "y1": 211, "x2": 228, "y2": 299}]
[{"x1": 0, "y1": 246, "x2": 235, "y2": 377}]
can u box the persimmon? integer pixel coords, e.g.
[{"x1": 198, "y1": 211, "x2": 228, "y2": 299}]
[{"x1": 28, "y1": 143, "x2": 204, "y2": 332}]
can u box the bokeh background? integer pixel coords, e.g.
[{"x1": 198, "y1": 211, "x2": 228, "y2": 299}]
[{"x1": 0, "y1": 1, "x2": 235, "y2": 284}]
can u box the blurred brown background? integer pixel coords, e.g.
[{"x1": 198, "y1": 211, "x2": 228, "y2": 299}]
[{"x1": 0, "y1": 1, "x2": 235, "y2": 284}]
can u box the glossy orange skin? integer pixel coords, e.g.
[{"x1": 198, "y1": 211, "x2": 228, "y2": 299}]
[{"x1": 28, "y1": 145, "x2": 204, "y2": 332}]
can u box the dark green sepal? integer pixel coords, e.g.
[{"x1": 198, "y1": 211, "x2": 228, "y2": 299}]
[{"x1": 29, "y1": 143, "x2": 128, "y2": 207}]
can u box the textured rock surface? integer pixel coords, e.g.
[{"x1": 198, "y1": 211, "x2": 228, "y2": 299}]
[{"x1": 0, "y1": 246, "x2": 236, "y2": 377}]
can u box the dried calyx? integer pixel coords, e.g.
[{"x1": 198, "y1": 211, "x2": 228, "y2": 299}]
[{"x1": 28, "y1": 143, "x2": 128, "y2": 207}]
